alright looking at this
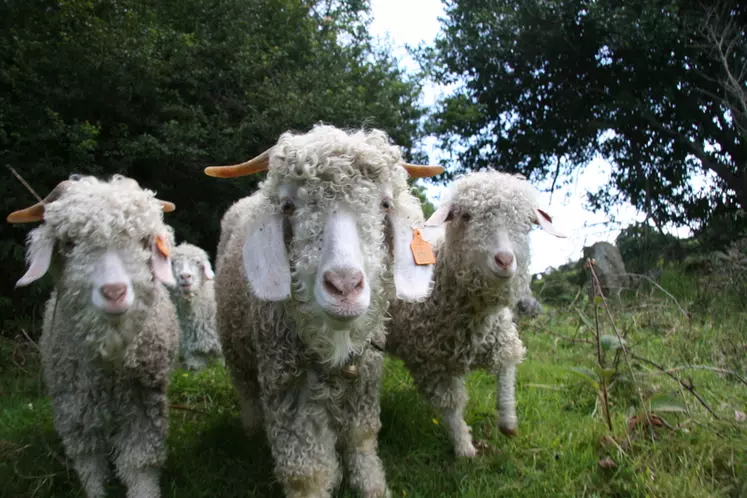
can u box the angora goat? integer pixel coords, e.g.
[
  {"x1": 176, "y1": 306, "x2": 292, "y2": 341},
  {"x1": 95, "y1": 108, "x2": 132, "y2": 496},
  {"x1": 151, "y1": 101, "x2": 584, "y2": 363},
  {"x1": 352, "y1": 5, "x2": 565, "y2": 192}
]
[
  {"x1": 8, "y1": 174, "x2": 179, "y2": 498},
  {"x1": 387, "y1": 171, "x2": 565, "y2": 457},
  {"x1": 206, "y1": 124, "x2": 442, "y2": 498},
  {"x1": 169, "y1": 242, "x2": 223, "y2": 371}
]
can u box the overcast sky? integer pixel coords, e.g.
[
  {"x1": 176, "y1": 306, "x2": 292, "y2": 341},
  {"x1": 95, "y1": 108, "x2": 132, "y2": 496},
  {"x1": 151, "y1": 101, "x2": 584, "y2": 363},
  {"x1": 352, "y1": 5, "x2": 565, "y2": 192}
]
[{"x1": 368, "y1": 0, "x2": 655, "y2": 274}]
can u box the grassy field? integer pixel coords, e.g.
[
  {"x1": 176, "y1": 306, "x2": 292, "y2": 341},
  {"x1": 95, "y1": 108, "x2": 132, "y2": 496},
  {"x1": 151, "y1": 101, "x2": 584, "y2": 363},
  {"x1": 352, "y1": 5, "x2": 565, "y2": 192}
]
[{"x1": 1, "y1": 279, "x2": 745, "y2": 497}]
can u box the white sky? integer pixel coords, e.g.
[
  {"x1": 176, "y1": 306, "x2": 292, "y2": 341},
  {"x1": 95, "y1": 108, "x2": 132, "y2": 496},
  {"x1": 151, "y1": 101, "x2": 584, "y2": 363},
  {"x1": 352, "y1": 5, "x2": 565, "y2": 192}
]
[{"x1": 368, "y1": 0, "x2": 680, "y2": 274}]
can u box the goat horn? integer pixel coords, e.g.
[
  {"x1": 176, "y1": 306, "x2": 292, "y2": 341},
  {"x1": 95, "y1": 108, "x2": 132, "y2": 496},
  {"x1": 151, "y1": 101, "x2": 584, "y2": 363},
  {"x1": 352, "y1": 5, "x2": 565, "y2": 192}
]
[
  {"x1": 7, "y1": 180, "x2": 73, "y2": 224},
  {"x1": 204, "y1": 148, "x2": 272, "y2": 178},
  {"x1": 402, "y1": 163, "x2": 445, "y2": 178},
  {"x1": 158, "y1": 200, "x2": 176, "y2": 213},
  {"x1": 114, "y1": 176, "x2": 174, "y2": 212}
]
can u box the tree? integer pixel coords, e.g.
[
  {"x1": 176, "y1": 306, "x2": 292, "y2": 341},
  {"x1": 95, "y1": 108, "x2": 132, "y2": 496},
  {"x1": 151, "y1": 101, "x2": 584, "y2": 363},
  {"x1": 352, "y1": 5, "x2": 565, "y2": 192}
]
[
  {"x1": 424, "y1": 0, "x2": 746, "y2": 231},
  {"x1": 411, "y1": 183, "x2": 437, "y2": 219},
  {"x1": 0, "y1": 0, "x2": 424, "y2": 334}
]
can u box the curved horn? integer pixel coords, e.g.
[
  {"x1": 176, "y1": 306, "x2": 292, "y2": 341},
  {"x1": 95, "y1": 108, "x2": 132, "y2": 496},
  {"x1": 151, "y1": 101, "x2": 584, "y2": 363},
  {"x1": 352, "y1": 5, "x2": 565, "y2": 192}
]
[
  {"x1": 402, "y1": 163, "x2": 445, "y2": 178},
  {"x1": 7, "y1": 180, "x2": 73, "y2": 224},
  {"x1": 158, "y1": 200, "x2": 176, "y2": 213},
  {"x1": 204, "y1": 148, "x2": 272, "y2": 178},
  {"x1": 113, "y1": 175, "x2": 173, "y2": 212}
]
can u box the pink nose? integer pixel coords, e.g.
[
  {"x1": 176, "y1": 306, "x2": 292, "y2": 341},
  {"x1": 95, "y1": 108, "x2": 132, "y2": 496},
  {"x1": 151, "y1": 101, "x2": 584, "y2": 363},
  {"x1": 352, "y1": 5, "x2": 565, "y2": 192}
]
[
  {"x1": 494, "y1": 251, "x2": 514, "y2": 269},
  {"x1": 100, "y1": 283, "x2": 127, "y2": 303},
  {"x1": 180, "y1": 273, "x2": 192, "y2": 281},
  {"x1": 323, "y1": 268, "x2": 365, "y2": 299}
]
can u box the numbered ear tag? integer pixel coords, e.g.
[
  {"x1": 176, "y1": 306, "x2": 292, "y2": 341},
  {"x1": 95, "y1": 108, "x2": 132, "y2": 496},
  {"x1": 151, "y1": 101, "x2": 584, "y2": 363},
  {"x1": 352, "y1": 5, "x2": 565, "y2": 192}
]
[
  {"x1": 155, "y1": 235, "x2": 170, "y2": 258},
  {"x1": 410, "y1": 228, "x2": 436, "y2": 265}
]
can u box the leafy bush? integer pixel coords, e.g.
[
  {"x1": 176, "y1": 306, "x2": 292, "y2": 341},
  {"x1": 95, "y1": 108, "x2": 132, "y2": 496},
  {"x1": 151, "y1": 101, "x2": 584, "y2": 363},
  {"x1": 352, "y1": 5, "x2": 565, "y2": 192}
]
[
  {"x1": 615, "y1": 223, "x2": 687, "y2": 275},
  {"x1": 532, "y1": 261, "x2": 585, "y2": 306},
  {"x1": 0, "y1": 0, "x2": 424, "y2": 337}
]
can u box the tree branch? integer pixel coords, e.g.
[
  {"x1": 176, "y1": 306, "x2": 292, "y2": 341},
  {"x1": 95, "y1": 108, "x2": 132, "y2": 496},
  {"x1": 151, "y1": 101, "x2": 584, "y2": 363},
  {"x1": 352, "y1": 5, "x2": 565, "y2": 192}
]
[
  {"x1": 643, "y1": 113, "x2": 746, "y2": 207},
  {"x1": 700, "y1": 1, "x2": 747, "y2": 138},
  {"x1": 549, "y1": 155, "x2": 562, "y2": 203}
]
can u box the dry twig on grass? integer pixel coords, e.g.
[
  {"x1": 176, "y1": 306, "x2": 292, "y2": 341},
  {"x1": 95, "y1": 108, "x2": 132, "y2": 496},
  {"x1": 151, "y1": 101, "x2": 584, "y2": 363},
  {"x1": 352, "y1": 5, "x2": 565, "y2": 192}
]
[{"x1": 587, "y1": 260, "x2": 654, "y2": 433}]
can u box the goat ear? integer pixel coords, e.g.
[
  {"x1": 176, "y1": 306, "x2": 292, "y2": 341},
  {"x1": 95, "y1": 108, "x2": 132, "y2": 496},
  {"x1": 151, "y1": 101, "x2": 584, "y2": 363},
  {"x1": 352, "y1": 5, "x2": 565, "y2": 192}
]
[
  {"x1": 151, "y1": 234, "x2": 176, "y2": 287},
  {"x1": 534, "y1": 208, "x2": 566, "y2": 238},
  {"x1": 425, "y1": 204, "x2": 453, "y2": 227},
  {"x1": 202, "y1": 260, "x2": 215, "y2": 280},
  {"x1": 16, "y1": 229, "x2": 54, "y2": 287},
  {"x1": 388, "y1": 212, "x2": 435, "y2": 302},
  {"x1": 242, "y1": 212, "x2": 290, "y2": 301}
]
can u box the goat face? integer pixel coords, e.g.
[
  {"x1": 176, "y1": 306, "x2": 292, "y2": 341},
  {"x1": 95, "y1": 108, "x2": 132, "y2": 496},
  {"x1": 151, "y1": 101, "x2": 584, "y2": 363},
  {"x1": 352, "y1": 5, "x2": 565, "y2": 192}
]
[
  {"x1": 171, "y1": 245, "x2": 214, "y2": 294},
  {"x1": 243, "y1": 170, "x2": 433, "y2": 328},
  {"x1": 11, "y1": 175, "x2": 176, "y2": 317},
  {"x1": 425, "y1": 173, "x2": 565, "y2": 284}
]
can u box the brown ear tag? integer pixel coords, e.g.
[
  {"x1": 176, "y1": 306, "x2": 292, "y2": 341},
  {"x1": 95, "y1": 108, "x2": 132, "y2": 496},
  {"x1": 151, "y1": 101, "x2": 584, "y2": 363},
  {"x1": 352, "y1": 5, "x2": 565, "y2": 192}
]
[
  {"x1": 410, "y1": 228, "x2": 436, "y2": 265},
  {"x1": 155, "y1": 235, "x2": 170, "y2": 258}
]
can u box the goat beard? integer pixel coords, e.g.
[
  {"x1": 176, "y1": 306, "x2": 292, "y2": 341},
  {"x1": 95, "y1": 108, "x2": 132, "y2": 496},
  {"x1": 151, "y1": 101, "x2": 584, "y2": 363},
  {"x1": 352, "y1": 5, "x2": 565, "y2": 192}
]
[
  {"x1": 288, "y1": 283, "x2": 387, "y2": 368},
  {"x1": 59, "y1": 282, "x2": 156, "y2": 361},
  {"x1": 289, "y1": 305, "x2": 379, "y2": 368}
]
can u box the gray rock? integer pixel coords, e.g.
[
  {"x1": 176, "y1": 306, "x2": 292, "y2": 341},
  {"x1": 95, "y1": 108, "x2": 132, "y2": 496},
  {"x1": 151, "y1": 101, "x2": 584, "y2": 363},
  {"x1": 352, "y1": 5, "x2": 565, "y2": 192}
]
[
  {"x1": 516, "y1": 296, "x2": 544, "y2": 317},
  {"x1": 583, "y1": 241, "x2": 628, "y2": 299}
]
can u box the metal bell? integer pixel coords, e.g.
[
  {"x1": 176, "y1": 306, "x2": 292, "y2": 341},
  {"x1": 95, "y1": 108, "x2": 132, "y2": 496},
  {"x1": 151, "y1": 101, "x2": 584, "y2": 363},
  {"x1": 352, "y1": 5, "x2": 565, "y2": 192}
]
[{"x1": 341, "y1": 363, "x2": 360, "y2": 379}]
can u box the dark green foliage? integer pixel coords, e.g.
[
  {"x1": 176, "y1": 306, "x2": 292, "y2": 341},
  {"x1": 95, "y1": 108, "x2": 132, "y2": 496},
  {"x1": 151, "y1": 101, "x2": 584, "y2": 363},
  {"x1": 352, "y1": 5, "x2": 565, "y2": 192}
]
[
  {"x1": 410, "y1": 183, "x2": 436, "y2": 219},
  {"x1": 424, "y1": 0, "x2": 746, "y2": 230},
  {"x1": 0, "y1": 0, "x2": 424, "y2": 337},
  {"x1": 696, "y1": 210, "x2": 747, "y2": 252},
  {"x1": 615, "y1": 223, "x2": 686, "y2": 275},
  {"x1": 532, "y1": 261, "x2": 585, "y2": 306}
]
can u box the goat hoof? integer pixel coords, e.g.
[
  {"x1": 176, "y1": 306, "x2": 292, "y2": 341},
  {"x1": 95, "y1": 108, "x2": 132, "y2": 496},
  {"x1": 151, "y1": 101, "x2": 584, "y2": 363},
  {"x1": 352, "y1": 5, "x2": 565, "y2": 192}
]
[
  {"x1": 455, "y1": 443, "x2": 477, "y2": 458},
  {"x1": 499, "y1": 425, "x2": 518, "y2": 437}
]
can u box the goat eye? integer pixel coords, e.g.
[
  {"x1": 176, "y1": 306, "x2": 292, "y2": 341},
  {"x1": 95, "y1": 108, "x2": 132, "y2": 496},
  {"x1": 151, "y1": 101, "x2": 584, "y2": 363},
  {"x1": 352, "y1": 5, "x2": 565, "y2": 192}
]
[
  {"x1": 461, "y1": 212, "x2": 472, "y2": 222},
  {"x1": 62, "y1": 240, "x2": 75, "y2": 252},
  {"x1": 280, "y1": 199, "x2": 295, "y2": 216},
  {"x1": 141, "y1": 238, "x2": 150, "y2": 250},
  {"x1": 381, "y1": 199, "x2": 391, "y2": 211}
]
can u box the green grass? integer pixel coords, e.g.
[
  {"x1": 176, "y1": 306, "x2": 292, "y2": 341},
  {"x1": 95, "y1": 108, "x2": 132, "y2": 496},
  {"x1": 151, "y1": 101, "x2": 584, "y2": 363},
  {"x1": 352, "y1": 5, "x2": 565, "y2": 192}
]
[{"x1": 1, "y1": 297, "x2": 745, "y2": 497}]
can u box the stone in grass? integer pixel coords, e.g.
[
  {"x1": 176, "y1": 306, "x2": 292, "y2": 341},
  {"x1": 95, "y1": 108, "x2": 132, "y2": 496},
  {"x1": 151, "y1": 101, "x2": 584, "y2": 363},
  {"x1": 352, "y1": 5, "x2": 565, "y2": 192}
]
[{"x1": 516, "y1": 296, "x2": 544, "y2": 317}]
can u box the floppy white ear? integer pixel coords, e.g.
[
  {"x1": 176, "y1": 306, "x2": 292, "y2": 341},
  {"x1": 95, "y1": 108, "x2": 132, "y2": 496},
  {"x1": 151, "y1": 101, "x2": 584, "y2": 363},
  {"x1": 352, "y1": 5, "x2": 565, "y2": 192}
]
[
  {"x1": 16, "y1": 230, "x2": 54, "y2": 287},
  {"x1": 151, "y1": 234, "x2": 176, "y2": 287},
  {"x1": 202, "y1": 261, "x2": 215, "y2": 280},
  {"x1": 242, "y1": 212, "x2": 290, "y2": 301},
  {"x1": 425, "y1": 204, "x2": 452, "y2": 227},
  {"x1": 535, "y1": 208, "x2": 566, "y2": 238},
  {"x1": 388, "y1": 213, "x2": 435, "y2": 301},
  {"x1": 419, "y1": 224, "x2": 445, "y2": 248}
]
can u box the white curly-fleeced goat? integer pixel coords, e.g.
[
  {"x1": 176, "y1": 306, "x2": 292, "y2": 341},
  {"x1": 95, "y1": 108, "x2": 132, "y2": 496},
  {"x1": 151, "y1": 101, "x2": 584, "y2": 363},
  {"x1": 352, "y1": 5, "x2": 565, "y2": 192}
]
[
  {"x1": 210, "y1": 124, "x2": 440, "y2": 498},
  {"x1": 8, "y1": 174, "x2": 180, "y2": 498},
  {"x1": 387, "y1": 171, "x2": 565, "y2": 457},
  {"x1": 169, "y1": 242, "x2": 223, "y2": 371}
]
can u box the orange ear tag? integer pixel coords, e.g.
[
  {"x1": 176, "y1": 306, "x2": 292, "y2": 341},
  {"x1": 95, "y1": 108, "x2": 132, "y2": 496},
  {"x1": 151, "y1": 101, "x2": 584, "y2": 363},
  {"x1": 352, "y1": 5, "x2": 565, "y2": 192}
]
[
  {"x1": 410, "y1": 228, "x2": 436, "y2": 265},
  {"x1": 155, "y1": 235, "x2": 170, "y2": 258}
]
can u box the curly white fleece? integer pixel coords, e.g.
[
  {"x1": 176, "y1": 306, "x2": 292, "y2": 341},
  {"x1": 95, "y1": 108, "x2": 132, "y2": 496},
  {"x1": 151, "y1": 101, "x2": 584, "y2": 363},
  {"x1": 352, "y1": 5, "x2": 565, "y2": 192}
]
[
  {"x1": 169, "y1": 242, "x2": 223, "y2": 370},
  {"x1": 25, "y1": 174, "x2": 179, "y2": 498},
  {"x1": 387, "y1": 171, "x2": 543, "y2": 455},
  {"x1": 216, "y1": 124, "x2": 424, "y2": 498}
]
